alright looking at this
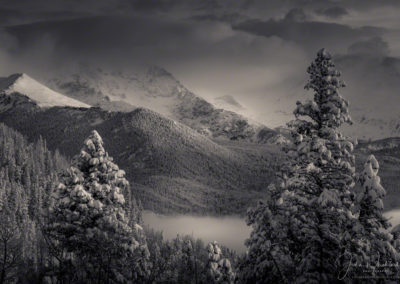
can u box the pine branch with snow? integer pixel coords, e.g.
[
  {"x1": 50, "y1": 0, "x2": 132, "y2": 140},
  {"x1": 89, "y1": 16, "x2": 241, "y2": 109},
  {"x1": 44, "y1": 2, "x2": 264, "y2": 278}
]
[{"x1": 356, "y1": 155, "x2": 400, "y2": 278}]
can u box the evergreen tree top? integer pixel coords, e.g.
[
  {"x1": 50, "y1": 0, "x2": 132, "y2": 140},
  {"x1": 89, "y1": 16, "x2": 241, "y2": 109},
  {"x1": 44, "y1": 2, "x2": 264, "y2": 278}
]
[
  {"x1": 293, "y1": 48, "x2": 352, "y2": 131},
  {"x1": 364, "y1": 154, "x2": 379, "y2": 174},
  {"x1": 359, "y1": 154, "x2": 386, "y2": 205},
  {"x1": 83, "y1": 130, "x2": 106, "y2": 158}
]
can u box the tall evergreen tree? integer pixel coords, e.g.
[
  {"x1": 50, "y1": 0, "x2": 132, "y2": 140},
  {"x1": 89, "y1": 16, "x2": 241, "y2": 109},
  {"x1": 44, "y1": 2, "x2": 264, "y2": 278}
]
[
  {"x1": 241, "y1": 49, "x2": 366, "y2": 283},
  {"x1": 47, "y1": 130, "x2": 150, "y2": 283},
  {"x1": 356, "y1": 155, "x2": 399, "y2": 278}
]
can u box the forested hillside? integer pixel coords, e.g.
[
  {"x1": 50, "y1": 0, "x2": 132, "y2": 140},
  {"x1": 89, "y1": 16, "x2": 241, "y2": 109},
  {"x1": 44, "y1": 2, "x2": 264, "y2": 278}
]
[
  {"x1": 0, "y1": 94, "x2": 279, "y2": 215},
  {"x1": 0, "y1": 123, "x2": 67, "y2": 282}
]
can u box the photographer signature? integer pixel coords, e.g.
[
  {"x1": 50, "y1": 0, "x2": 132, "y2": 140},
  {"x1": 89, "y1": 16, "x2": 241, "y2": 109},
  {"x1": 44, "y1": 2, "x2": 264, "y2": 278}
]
[{"x1": 336, "y1": 252, "x2": 400, "y2": 280}]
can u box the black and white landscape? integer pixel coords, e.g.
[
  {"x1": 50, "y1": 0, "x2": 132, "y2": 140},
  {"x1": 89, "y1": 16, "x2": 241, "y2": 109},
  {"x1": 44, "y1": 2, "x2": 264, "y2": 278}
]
[{"x1": 1, "y1": 0, "x2": 400, "y2": 283}]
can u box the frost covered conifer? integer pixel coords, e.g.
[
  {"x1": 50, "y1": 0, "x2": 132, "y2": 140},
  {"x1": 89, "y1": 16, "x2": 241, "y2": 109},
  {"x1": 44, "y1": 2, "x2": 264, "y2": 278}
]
[
  {"x1": 207, "y1": 241, "x2": 235, "y2": 284},
  {"x1": 47, "y1": 130, "x2": 149, "y2": 283},
  {"x1": 356, "y1": 155, "x2": 399, "y2": 277},
  {"x1": 238, "y1": 183, "x2": 294, "y2": 283},
  {"x1": 242, "y1": 49, "x2": 365, "y2": 283}
]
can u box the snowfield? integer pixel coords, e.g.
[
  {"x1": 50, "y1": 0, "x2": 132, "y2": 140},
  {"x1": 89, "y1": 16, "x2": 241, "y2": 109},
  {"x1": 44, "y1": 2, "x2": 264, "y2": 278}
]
[{"x1": 0, "y1": 73, "x2": 90, "y2": 108}]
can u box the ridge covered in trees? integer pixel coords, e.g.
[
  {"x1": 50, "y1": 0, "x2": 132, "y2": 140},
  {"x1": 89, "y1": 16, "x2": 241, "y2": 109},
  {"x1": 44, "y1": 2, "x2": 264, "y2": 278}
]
[{"x1": 1, "y1": 49, "x2": 400, "y2": 283}]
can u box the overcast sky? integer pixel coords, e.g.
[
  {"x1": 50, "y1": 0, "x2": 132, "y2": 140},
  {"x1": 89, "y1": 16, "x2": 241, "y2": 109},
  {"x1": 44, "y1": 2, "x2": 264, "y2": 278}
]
[{"x1": 1, "y1": 0, "x2": 400, "y2": 127}]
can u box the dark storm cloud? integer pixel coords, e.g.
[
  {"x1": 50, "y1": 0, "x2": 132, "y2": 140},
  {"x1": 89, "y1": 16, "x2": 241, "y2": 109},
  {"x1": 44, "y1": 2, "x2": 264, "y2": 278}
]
[
  {"x1": 190, "y1": 13, "x2": 246, "y2": 24},
  {"x1": 226, "y1": 0, "x2": 400, "y2": 15},
  {"x1": 0, "y1": 0, "x2": 117, "y2": 27},
  {"x1": 296, "y1": 0, "x2": 400, "y2": 11},
  {"x1": 240, "y1": 0, "x2": 256, "y2": 10},
  {"x1": 193, "y1": 0, "x2": 223, "y2": 11},
  {"x1": 347, "y1": 37, "x2": 390, "y2": 56},
  {"x1": 0, "y1": 7, "x2": 92, "y2": 26},
  {"x1": 315, "y1": 6, "x2": 348, "y2": 19},
  {"x1": 0, "y1": 8, "x2": 25, "y2": 26},
  {"x1": 2, "y1": 0, "x2": 400, "y2": 16},
  {"x1": 127, "y1": 0, "x2": 183, "y2": 12},
  {"x1": 2, "y1": 16, "x2": 196, "y2": 67},
  {"x1": 6, "y1": 16, "x2": 166, "y2": 48},
  {"x1": 1, "y1": 0, "x2": 400, "y2": 29},
  {"x1": 284, "y1": 8, "x2": 308, "y2": 22},
  {"x1": 232, "y1": 15, "x2": 385, "y2": 54},
  {"x1": 0, "y1": 14, "x2": 304, "y2": 78},
  {"x1": 335, "y1": 0, "x2": 400, "y2": 11}
]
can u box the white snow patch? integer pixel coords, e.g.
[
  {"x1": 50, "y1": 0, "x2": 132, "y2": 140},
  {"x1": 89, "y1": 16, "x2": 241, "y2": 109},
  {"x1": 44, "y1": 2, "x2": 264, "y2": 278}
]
[{"x1": 0, "y1": 73, "x2": 90, "y2": 108}]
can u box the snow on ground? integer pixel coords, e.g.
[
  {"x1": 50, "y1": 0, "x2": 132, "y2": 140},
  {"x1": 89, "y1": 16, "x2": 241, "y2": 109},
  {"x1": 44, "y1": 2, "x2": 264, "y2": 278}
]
[{"x1": 0, "y1": 73, "x2": 90, "y2": 108}]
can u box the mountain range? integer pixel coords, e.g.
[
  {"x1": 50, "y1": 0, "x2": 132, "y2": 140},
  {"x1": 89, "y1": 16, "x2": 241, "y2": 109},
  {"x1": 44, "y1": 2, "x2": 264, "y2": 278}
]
[
  {"x1": 0, "y1": 74, "x2": 282, "y2": 215},
  {"x1": 41, "y1": 65, "x2": 275, "y2": 143},
  {"x1": 0, "y1": 66, "x2": 399, "y2": 215}
]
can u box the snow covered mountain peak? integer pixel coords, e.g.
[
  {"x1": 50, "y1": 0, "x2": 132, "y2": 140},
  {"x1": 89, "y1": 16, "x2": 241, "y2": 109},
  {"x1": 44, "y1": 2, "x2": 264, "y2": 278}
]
[
  {"x1": 0, "y1": 73, "x2": 90, "y2": 108},
  {"x1": 43, "y1": 65, "x2": 274, "y2": 141},
  {"x1": 45, "y1": 65, "x2": 189, "y2": 115},
  {"x1": 145, "y1": 65, "x2": 174, "y2": 80}
]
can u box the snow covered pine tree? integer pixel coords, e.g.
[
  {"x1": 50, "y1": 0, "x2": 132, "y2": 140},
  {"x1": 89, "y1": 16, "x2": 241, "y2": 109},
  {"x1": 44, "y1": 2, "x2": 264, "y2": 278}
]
[
  {"x1": 47, "y1": 130, "x2": 150, "y2": 283},
  {"x1": 241, "y1": 48, "x2": 373, "y2": 283},
  {"x1": 207, "y1": 241, "x2": 235, "y2": 284},
  {"x1": 356, "y1": 155, "x2": 399, "y2": 279}
]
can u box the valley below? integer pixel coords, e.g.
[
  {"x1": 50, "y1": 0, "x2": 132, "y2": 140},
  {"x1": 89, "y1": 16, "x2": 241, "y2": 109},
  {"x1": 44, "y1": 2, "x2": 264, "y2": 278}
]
[
  {"x1": 142, "y1": 211, "x2": 251, "y2": 254},
  {"x1": 143, "y1": 207, "x2": 400, "y2": 254}
]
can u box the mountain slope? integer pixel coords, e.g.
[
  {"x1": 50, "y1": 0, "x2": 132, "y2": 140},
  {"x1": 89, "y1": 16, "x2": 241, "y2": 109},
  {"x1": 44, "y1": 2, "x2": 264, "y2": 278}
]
[
  {"x1": 44, "y1": 65, "x2": 275, "y2": 142},
  {"x1": 0, "y1": 73, "x2": 90, "y2": 108},
  {"x1": 1, "y1": 91, "x2": 399, "y2": 214},
  {"x1": 0, "y1": 93, "x2": 279, "y2": 215}
]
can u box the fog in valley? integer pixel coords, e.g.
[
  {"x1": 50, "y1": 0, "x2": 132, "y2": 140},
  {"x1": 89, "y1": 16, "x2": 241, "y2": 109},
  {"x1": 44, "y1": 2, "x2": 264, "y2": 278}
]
[{"x1": 143, "y1": 211, "x2": 251, "y2": 253}]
